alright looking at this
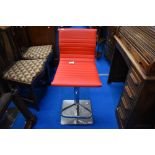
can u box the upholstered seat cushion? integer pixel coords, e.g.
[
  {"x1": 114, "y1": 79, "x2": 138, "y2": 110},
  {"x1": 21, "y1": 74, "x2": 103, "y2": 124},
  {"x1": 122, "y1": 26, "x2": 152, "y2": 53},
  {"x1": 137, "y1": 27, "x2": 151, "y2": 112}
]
[
  {"x1": 3, "y1": 59, "x2": 46, "y2": 84},
  {"x1": 22, "y1": 45, "x2": 52, "y2": 59}
]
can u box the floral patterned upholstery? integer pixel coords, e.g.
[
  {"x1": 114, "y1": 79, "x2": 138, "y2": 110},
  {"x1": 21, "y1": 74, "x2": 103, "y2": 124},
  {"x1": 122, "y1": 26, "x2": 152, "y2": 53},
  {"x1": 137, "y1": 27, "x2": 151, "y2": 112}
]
[
  {"x1": 3, "y1": 59, "x2": 46, "y2": 84},
  {"x1": 22, "y1": 45, "x2": 52, "y2": 60}
]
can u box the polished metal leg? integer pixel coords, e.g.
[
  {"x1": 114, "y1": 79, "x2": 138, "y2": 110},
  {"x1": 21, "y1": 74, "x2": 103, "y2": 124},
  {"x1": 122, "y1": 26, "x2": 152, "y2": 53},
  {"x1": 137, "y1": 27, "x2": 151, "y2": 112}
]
[
  {"x1": 74, "y1": 87, "x2": 80, "y2": 117},
  {"x1": 61, "y1": 87, "x2": 93, "y2": 125}
]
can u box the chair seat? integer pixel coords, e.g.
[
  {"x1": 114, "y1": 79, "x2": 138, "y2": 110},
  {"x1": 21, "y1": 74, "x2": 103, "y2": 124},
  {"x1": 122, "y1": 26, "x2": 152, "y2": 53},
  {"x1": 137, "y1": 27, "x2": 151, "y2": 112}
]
[
  {"x1": 3, "y1": 59, "x2": 46, "y2": 84},
  {"x1": 52, "y1": 58, "x2": 102, "y2": 87},
  {"x1": 22, "y1": 45, "x2": 52, "y2": 59}
]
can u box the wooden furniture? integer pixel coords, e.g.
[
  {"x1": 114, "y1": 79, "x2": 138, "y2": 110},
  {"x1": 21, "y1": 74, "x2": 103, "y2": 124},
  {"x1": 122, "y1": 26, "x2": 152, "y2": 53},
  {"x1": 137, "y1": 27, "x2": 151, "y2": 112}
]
[
  {"x1": 104, "y1": 27, "x2": 118, "y2": 62},
  {"x1": 11, "y1": 26, "x2": 56, "y2": 46},
  {"x1": 108, "y1": 26, "x2": 155, "y2": 128},
  {"x1": 0, "y1": 27, "x2": 51, "y2": 110},
  {"x1": 26, "y1": 26, "x2": 56, "y2": 46},
  {"x1": 11, "y1": 26, "x2": 57, "y2": 75},
  {"x1": 10, "y1": 26, "x2": 56, "y2": 58}
]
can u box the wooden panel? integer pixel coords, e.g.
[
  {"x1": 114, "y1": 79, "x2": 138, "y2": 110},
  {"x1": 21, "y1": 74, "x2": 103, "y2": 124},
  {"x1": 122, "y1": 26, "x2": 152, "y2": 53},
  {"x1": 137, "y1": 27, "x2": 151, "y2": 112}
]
[
  {"x1": 26, "y1": 26, "x2": 56, "y2": 48},
  {"x1": 12, "y1": 26, "x2": 30, "y2": 49},
  {"x1": 118, "y1": 26, "x2": 155, "y2": 76}
]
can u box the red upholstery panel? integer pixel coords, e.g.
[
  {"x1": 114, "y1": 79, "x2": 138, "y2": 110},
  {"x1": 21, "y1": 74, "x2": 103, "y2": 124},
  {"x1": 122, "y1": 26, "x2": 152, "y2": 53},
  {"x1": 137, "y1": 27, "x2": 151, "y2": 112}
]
[
  {"x1": 59, "y1": 28, "x2": 96, "y2": 59},
  {"x1": 51, "y1": 28, "x2": 102, "y2": 87}
]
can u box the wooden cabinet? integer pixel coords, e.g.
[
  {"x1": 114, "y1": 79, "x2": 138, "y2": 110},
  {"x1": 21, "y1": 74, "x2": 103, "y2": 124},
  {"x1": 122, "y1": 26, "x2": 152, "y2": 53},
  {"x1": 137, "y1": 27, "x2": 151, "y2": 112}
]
[
  {"x1": 26, "y1": 26, "x2": 56, "y2": 47},
  {"x1": 117, "y1": 66, "x2": 145, "y2": 128},
  {"x1": 108, "y1": 26, "x2": 155, "y2": 128}
]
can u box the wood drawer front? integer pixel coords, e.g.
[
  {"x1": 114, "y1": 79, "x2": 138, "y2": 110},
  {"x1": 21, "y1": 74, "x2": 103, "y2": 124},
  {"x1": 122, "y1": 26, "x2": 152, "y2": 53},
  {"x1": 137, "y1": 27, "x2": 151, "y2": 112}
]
[
  {"x1": 124, "y1": 85, "x2": 135, "y2": 101},
  {"x1": 126, "y1": 68, "x2": 143, "y2": 94},
  {"x1": 117, "y1": 93, "x2": 133, "y2": 128},
  {"x1": 122, "y1": 84, "x2": 140, "y2": 115},
  {"x1": 117, "y1": 106, "x2": 126, "y2": 126},
  {"x1": 121, "y1": 95, "x2": 131, "y2": 111},
  {"x1": 119, "y1": 90, "x2": 134, "y2": 116},
  {"x1": 130, "y1": 68, "x2": 142, "y2": 84},
  {"x1": 117, "y1": 103, "x2": 130, "y2": 128}
]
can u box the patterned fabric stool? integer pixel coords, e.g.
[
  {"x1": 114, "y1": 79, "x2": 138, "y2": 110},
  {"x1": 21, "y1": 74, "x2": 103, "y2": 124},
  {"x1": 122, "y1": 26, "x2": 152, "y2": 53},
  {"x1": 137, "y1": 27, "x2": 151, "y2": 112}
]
[
  {"x1": 22, "y1": 45, "x2": 53, "y2": 60},
  {"x1": 3, "y1": 59, "x2": 46, "y2": 84}
]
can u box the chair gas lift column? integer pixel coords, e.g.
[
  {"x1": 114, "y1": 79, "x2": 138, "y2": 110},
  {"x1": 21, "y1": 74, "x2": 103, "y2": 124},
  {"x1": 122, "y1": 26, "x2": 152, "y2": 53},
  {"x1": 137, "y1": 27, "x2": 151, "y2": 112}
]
[{"x1": 52, "y1": 28, "x2": 102, "y2": 125}]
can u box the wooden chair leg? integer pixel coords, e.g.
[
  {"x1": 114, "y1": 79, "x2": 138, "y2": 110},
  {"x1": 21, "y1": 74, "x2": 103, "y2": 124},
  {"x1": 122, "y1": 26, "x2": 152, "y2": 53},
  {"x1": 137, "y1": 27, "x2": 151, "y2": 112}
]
[
  {"x1": 30, "y1": 87, "x2": 39, "y2": 111},
  {"x1": 12, "y1": 90, "x2": 37, "y2": 129}
]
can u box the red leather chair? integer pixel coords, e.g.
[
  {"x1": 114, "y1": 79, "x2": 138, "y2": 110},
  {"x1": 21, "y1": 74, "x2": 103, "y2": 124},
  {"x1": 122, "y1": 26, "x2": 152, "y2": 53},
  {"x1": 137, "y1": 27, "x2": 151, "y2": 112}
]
[{"x1": 51, "y1": 28, "x2": 102, "y2": 125}]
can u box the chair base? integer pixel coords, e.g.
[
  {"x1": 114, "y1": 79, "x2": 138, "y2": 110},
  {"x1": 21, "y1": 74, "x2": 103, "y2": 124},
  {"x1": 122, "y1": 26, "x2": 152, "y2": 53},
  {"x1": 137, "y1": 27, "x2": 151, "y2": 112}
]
[{"x1": 61, "y1": 100, "x2": 93, "y2": 125}]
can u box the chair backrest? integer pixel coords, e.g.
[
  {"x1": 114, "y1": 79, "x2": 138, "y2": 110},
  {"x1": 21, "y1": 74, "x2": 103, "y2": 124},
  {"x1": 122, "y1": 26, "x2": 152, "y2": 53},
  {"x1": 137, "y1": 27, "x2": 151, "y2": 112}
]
[
  {"x1": 0, "y1": 27, "x2": 19, "y2": 64},
  {"x1": 59, "y1": 28, "x2": 96, "y2": 59},
  {"x1": 10, "y1": 26, "x2": 30, "y2": 55},
  {"x1": 0, "y1": 27, "x2": 21, "y2": 78},
  {"x1": 0, "y1": 48, "x2": 8, "y2": 95},
  {"x1": 0, "y1": 34, "x2": 11, "y2": 72}
]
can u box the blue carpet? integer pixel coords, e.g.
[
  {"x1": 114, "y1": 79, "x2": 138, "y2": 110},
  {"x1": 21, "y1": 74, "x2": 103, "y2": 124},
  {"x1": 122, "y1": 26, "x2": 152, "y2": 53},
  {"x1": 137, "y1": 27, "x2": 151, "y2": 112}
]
[
  {"x1": 96, "y1": 56, "x2": 110, "y2": 74},
  {"x1": 12, "y1": 56, "x2": 124, "y2": 129}
]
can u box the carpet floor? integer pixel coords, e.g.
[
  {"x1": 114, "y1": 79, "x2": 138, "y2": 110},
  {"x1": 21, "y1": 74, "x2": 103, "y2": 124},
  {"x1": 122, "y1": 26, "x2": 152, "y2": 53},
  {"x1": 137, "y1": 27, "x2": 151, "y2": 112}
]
[{"x1": 12, "y1": 56, "x2": 124, "y2": 129}]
